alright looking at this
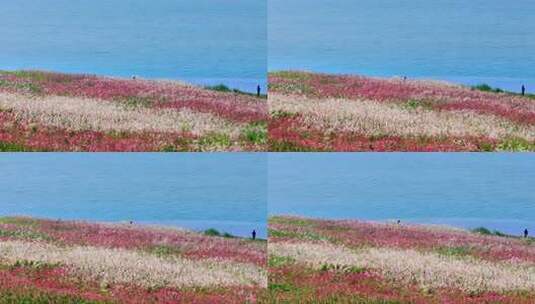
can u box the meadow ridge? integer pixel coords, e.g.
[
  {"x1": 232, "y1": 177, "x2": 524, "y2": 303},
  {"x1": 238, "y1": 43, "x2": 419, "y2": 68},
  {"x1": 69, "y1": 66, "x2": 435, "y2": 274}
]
[
  {"x1": 0, "y1": 217, "x2": 267, "y2": 304},
  {"x1": 268, "y1": 216, "x2": 535, "y2": 303},
  {"x1": 268, "y1": 71, "x2": 535, "y2": 151},
  {"x1": 0, "y1": 70, "x2": 267, "y2": 152}
]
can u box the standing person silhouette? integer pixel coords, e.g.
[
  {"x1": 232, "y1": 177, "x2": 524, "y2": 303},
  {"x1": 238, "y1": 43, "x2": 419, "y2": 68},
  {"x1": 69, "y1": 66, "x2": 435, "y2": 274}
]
[
  {"x1": 522, "y1": 85, "x2": 526, "y2": 96},
  {"x1": 524, "y1": 228, "x2": 529, "y2": 238},
  {"x1": 252, "y1": 229, "x2": 257, "y2": 240},
  {"x1": 257, "y1": 85, "x2": 261, "y2": 97}
]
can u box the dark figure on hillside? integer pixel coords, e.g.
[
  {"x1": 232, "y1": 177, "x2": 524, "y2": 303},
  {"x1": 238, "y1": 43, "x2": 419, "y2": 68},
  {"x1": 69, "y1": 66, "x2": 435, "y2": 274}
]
[
  {"x1": 525, "y1": 228, "x2": 529, "y2": 238},
  {"x1": 522, "y1": 85, "x2": 526, "y2": 96},
  {"x1": 257, "y1": 85, "x2": 261, "y2": 97},
  {"x1": 252, "y1": 229, "x2": 257, "y2": 240},
  {"x1": 397, "y1": 220, "x2": 401, "y2": 224},
  {"x1": 129, "y1": 221, "x2": 133, "y2": 225}
]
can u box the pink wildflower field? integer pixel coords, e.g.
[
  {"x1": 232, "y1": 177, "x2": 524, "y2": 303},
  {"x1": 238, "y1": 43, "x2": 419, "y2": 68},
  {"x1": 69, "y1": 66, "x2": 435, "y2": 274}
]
[
  {"x1": 268, "y1": 216, "x2": 535, "y2": 303},
  {"x1": 0, "y1": 70, "x2": 267, "y2": 151},
  {"x1": 268, "y1": 71, "x2": 535, "y2": 151},
  {"x1": 0, "y1": 217, "x2": 267, "y2": 304}
]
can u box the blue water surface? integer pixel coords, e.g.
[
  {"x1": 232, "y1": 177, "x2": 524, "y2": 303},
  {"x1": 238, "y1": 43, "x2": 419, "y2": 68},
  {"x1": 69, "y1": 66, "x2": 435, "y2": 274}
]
[
  {"x1": 0, "y1": 0, "x2": 266, "y2": 93},
  {"x1": 0, "y1": 153, "x2": 267, "y2": 238},
  {"x1": 269, "y1": 0, "x2": 535, "y2": 92},
  {"x1": 269, "y1": 153, "x2": 535, "y2": 237}
]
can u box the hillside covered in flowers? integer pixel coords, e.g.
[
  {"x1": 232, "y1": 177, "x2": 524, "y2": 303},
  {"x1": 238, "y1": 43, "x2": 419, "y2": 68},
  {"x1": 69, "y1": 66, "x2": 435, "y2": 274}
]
[
  {"x1": 0, "y1": 217, "x2": 267, "y2": 304},
  {"x1": 268, "y1": 216, "x2": 535, "y2": 303},
  {"x1": 0, "y1": 71, "x2": 267, "y2": 152},
  {"x1": 269, "y1": 71, "x2": 535, "y2": 151}
]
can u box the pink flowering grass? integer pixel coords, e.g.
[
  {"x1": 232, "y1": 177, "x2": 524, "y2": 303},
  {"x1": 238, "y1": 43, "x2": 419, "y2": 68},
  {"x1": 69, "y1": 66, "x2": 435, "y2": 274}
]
[
  {"x1": 0, "y1": 266, "x2": 113, "y2": 302},
  {"x1": 267, "y1": 256, "x2": 534, "y2": 304},
  {"x1": 0, "y1": 70, "x2": 267, "y2": 151},
  {"x1": 0, "y1": 109, "x2": 261, "y2": 152},
  {"x1": 0, "y1": 217, "x2": 267, "y2": 303},
  {"x1": 270, "y1": 216, "x2": 535, "y2": 264},
  {"x1": 0, "y1": 70, "x2": 266, "y2": 124},
  {"x1": 0, "y1": 217, "x2": 266, "y2": 267},
  {"x1": 0, "y1": 111, "x2": 191, "y2": 151},
  {"x1": 268, "y1": 216, "x2": 535, "y2": 303},
  {"x1": 269, "y1": 71, "x2": 535, "y2": 151},
  {"x1": 0, "y1": 264, "x2": 264, "y2": 304},
  {"x1": 269, "y1": 71, "x2": 535, "y2": 125},
  {"x1": 269, "y1": 115, "x2": 500, "y2": 152}
]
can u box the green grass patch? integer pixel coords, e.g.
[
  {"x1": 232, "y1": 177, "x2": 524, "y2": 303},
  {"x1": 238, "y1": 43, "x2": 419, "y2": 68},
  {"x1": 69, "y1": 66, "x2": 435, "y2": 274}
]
[
  {"x1": 320, "y1": 263, "x2": 367, "y2": 274},
  {"x1": 117, "y1": 96, "x2": 153, "y2": 108},
  {"x1": 21, "y1": 83, "x2": 42, "y2": 94},
  {"x1": 11, "y1": 260, "x2": 60, "y2": 271},
  {"x1": 159, "y1": 145, "x2": 178, "y2": 152},
  {"x1": 0, "y1": 290, "x2": 109, "y2": 304},
  {"x1": 158, "y1": 137, "x2": 195, "y2": 152},
  {"x1": 0, "y1": 217, "x2": 41, "y2": 227},
  {"x1": 4, "y1": 70, "x2": 48, "y2": 82},
  {"x1": 472, "y1": 83, "x2": 504, "y2": 93},
  {"x1": 270, "y1": 110, "x2": 298, "y2": 119},
  {"x1": 471, "y1": 227, "x2": 510, "y2": 237},
  {"x1": 269, "y1": 283, "x2": 298, "y2": 293},
  {"x1": 269, "y1": 140, "x2": 320, "y2": 152},
  {"x1": 204, "y1": 228, "x2": 223, "y2": 236},
  {"x1": 309, "y1": 296, "x2": 404, "y2": 304},
  {"x1": 269, "y1": 255, "x2": 296, "y2": 268},
  {"x1": 149, "y1": 245, "x2": 183, "y2": 258},
  {"x1": 269, "y1": 217, "x2": 315, "y2": 227},
  {"x1": 0, "y1": 76, "x2": 42, "y2": 94},
  {"x1": 203, "y1": 228, "x2": 235, "y2": 238},
  {"x1": 435, "y1": 246, "x2": 472, "y2": 258},
  {"x1": 472, "y1": 83, "x2": 535, "y2": 99},
  {"x1": 0, "y1": 141, "x2": 32, "y2": 152},
  {"x1": 197, "y1": 133, "x2": 231, "y2": 149},
  {"x1": 204, "y1": 84, "x2": 267, "y2": 99},
  {"x1": 496, "y1": 138, "x2": 535, "y2": 152},
  {"x1": 268, "y1": 71, "x2": 314, "y2": 95},
  {"x1": 0, "y1": 228, "x2": 51, "y2": 241},
  {"x1": 478, "y1": 141, "x2": 495, "y2": 152},
  {"x1": 269, "y1": 71, "x2": 313, "y2": 82},
  {"x1": 242, "y1": 122, "x2": 267, "y2": 145},
  {"x1": 268, "y1": 229, "x2": 300, "y2": 239},
  {"x1": 106, "y1": 130, "x2": 130, "y2": 140},
  {"x1": 402, "y1": 99, "x2": 433, "y2": 110},
  {"x1": 471, "y1": 227, "x2": 493, "y2": 235},
  {"x1": 268, "y1": 229, "x2": 324, "y2": 241},
  {"x1": 205, "y1": 84, "x2": 232, "y2": 93}
]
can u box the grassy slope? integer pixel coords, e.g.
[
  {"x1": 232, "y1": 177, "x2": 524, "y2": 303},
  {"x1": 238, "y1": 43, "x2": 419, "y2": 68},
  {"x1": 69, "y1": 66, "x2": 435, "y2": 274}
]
[
  {"x1": 0, "y1": 217, "x2": 266, "y2": 304},
  {"x1": 0, "y1": 70, "x2": 267, "y2": 152},
  {"x1": 268, "y1": 216, "x2": 535, "y2": 304},
  {"x1": 268, "y1": 71, "x2": 535, "y2": 152}
]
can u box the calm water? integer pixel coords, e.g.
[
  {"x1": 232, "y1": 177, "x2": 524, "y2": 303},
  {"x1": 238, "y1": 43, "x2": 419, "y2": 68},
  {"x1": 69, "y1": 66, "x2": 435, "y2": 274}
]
[
  {"x1": 269, "y1": 153, "x2": 535, "y2": 236},
  {"x1": 0, "y1": 0, "x2": 266, "y2": 93},
  {"x1": 269, "y1": 0, "x2": 535, "y2": 92},
  {"x1": 0, "y1": 153, "x2": 267, "y2": 238}
]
